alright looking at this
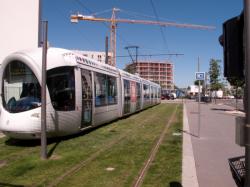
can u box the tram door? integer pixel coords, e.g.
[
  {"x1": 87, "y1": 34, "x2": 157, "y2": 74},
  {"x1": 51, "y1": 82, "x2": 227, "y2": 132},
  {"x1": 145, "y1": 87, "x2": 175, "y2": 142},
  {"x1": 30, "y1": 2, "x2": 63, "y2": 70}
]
[
  {"x1": 81, "y1": 69, "x2": 92, "y2": 128},
  {"x1": 136, "y1": 82, "x2": 141, "y2": 110},
  {"x1": 124, "y1": 79, "x2": 130, "y2": 114}
]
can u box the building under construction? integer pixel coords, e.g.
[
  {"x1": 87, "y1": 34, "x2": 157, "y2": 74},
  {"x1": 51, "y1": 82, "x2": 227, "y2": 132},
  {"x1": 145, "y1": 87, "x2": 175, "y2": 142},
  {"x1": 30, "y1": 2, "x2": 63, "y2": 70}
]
[{"x1": 125, "y1": 61, "x2": 174, "y2": 91}]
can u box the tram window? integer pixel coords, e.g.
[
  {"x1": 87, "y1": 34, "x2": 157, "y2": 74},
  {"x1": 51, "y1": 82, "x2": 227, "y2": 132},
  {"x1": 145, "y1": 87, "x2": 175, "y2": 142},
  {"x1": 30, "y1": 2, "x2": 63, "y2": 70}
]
[
  {"x1": 143, "y1": 84, "x2": 149, "y2": 99},
  {"x1": 124, "y1": 80, "x2": 130, "y2": 99},
  {"x1": 151, "y1": 86, "x2": 154, "y2": 98},
  {"x1": 47, "y1": 67, "x2": 75, "y2": 111},
  {"x1": 2, "y1": 61, "x2": 41, "y2": 113},
  {"x1": 94, "y1": 73, "x2": 117, "y2": 107},
  {"x1": 136, "y1": 82, "x2": 141, "y2": 98},
  {"x1": 95, "y1": 73, "x2": 107, "y2": 107},
  {"x1": 107, "y1": 76, "x2": 117, "y2": 105},
  {"x1": 123, "y1": 79, "x2": 130, "y2": 113},
  {"x1": 143, "y1": 84, "x2": 146, "y2": 99},
  {"x1": 135, "y1": 82, "x2": 141, "y2": 110}
]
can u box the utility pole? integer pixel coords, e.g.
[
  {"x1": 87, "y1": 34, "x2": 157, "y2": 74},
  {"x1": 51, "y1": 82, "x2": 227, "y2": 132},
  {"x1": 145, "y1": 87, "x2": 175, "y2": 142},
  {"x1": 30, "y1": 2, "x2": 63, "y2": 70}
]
[
  {"x1": 105, "y1": 36, "x2": 109, "y2": 64},
  {"x1": 205, "y1": 72, "x2": 208, "y2": 96},
  {"x1": 244, "y1": 0, "x2": 250, "y2": 186},
  {"x1": 41, "y1": 21, "x2": 48, "y2": 160},
  {"x1": 38, "y1": 0, "x2": 42, "y2": 47},
  {"x1": 197, "y1": 57, "x2": 201, "y2": 138},
  {"x1": 124, "y1": 46, "x2": 139, "y2": 63}
]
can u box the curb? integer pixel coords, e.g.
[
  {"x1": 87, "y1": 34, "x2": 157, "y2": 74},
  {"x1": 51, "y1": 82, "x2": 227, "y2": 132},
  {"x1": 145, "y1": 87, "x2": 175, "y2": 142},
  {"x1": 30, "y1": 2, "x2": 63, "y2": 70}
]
[{"x1": 182, "y1": 104, "x2": 199, "y2": 187}]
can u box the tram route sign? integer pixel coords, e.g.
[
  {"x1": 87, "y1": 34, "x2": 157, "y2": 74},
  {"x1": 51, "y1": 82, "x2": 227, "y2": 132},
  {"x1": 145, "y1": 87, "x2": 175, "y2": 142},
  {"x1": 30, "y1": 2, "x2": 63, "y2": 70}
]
[{"x1": 195, "y1": 72, "x2": 205, "y2": 81}]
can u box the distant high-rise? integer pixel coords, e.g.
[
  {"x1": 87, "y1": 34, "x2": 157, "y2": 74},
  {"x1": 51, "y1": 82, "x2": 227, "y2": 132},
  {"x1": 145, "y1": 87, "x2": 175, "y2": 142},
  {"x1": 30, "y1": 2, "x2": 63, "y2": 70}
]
[{"x1": 125, "y1": 61, "x2": 174, "y2": 91}]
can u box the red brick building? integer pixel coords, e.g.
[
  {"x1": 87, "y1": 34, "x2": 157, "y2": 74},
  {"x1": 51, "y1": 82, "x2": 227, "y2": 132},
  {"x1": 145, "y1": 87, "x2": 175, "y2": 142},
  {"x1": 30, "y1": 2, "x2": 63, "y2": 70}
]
[{"x1": 125, "y1": 61, "x2": 174, "y2": 91}]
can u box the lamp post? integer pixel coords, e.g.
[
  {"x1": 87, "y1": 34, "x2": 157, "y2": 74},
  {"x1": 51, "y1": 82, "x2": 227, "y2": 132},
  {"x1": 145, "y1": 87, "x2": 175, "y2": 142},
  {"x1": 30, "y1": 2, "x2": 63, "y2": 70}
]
[{"x1": 41, "y1": 20, "x2": 48, "y2": 159}]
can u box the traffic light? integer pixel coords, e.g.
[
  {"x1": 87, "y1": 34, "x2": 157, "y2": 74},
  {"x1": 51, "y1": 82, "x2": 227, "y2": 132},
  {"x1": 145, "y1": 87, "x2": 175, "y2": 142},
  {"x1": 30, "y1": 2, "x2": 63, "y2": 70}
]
[{"x1": 219, "y1": 12, "x2": 244, "y2": 79}]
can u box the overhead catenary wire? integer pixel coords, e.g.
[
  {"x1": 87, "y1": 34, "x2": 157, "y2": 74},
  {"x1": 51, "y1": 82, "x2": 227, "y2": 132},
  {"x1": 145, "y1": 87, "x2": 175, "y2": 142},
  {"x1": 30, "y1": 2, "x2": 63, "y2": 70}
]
[
  {"x1": 71, "y1": 2, "x2": 214, "y2": 67},
  {"x1": 72, "y1": 0, "x2": 132, "y2": 50},
  {"x1": 71, "y1": 9, "x2": 214, "y2": 66},
  {"x1": 73, "y1": 0, "x2": 110, "y2": 37},
  {"x1": 120, "y1": 8, "x2": 183, "y2": 61},
  {"x1": 117, "y1": 53, "x2": 184, "y2": 58},
  {"x1": 150, "y1": 0, "x2": 169, "y2": 53},
  {"x1": 73, "y1": 0, "x2": 92, "y2": 14},
  {"x1": 119, "y1": 8, "x2": 180, "y2": 23},
  {"x1": 91, "y1": 9, "x2": 114, "y2": 17},
  {"x1": 51, "y1": 0, "x2": 96, "y2": 49},
  {"x1": 51, "y1": 0, "x2": 132, "y2": 57},
  {"x1": 119, "y1": 9, "x2": 164, "y2": 20},
  {"x1": 71, "y1": 2, "x2": 182, "y2": 58},
  {"x1": 119, "y1": 7, "x2": 189, "y2": 61}
]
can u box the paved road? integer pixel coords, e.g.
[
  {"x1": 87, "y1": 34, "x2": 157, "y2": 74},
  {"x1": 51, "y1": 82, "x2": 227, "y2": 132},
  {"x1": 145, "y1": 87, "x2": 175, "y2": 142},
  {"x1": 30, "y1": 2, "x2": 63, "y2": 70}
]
[
  {"x1": 162, "y1": 98, "x2": 244, "y2": 110},
  {"x1": 185, "y1": 100, "x2": 244, "y2": 187}
]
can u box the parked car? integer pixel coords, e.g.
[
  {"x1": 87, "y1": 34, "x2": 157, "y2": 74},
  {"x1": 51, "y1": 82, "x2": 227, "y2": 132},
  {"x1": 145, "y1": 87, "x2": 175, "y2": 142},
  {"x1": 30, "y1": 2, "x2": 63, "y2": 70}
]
[
  {"x1": 225, "y1": 95, "x2": 235, "y2": 99},
  {"x1": 161, "y1": 93, "x2": 175, "y2": 100},
  {"x1": 170, "y1": 93, "x2": 177, "y2": 99}
]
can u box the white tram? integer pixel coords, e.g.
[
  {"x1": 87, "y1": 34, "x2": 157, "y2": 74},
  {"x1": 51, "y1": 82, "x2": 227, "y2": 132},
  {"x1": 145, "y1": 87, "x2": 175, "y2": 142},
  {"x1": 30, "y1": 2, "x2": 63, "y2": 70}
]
[{"x1": 0, "y1": 48, "x2": 161, "y2": 139}]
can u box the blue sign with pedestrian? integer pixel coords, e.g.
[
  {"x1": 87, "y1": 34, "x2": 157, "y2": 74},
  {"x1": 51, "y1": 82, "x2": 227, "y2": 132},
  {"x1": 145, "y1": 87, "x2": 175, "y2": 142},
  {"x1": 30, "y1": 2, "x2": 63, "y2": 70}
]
[{"x1": 195, "y1": 72, "x2": 205, "y2": 80}]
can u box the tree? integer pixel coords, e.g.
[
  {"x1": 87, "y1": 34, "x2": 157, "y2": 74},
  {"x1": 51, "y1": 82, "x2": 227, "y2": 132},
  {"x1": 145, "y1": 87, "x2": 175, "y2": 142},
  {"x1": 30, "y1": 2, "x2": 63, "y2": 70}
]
[
  {"x1": 227, "y1": 77, "x2": 244, "y2": 89},
  {"x1": 194, "y1": 80, "x2": 204, "y2": 86},
  {"x1": 209, "y1": 59, "x2": 223, "y2": 91}
]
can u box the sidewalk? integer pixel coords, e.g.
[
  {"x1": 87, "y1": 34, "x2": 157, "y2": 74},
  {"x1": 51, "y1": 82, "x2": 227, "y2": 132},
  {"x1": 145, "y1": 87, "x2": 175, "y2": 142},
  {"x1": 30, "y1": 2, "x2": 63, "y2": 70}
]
[{"x1": 183, "y1": 100, "x2": 244, "y2": 187}]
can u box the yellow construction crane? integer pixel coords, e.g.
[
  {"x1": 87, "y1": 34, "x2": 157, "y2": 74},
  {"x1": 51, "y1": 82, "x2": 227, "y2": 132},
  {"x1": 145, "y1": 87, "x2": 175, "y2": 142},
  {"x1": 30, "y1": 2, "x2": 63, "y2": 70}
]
[{"x1": 71, "y1": 8, "x2": 215, "y2": 66}]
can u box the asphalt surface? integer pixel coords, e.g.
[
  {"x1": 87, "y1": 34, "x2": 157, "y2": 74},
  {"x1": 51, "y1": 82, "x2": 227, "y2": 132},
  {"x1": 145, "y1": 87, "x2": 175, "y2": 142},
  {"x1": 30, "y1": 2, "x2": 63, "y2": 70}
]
[{"x1": 185, "y1": 99, "x2": 244, "y2": 187}]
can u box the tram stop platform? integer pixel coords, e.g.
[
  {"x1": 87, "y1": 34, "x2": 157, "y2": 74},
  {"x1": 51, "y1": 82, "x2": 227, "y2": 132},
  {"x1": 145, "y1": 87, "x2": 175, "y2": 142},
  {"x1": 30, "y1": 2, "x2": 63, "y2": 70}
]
[{"x1": 182, "y1": 99, "x2": 244, "y2": 187}]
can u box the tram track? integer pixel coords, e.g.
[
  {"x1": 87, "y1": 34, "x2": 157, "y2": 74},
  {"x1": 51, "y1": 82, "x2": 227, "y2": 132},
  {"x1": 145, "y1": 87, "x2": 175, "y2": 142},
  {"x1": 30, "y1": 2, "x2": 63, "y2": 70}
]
[
  {"x1": 0, "y1": 139, "x2": 38, "y2": 161},
  {"x1": 47, "y1": 106, "x2": 168, "y2": 187},
  {"x1": 0, "y1": 147, "x2": 35, "y2": 164},
  {"x1": 0, "y1": 108, "x2": 151, "y2": 165},
  {"x1": 0, "y1": 104, "x2": 179, "y2": 186},
  {"x1": 132, "y1": 104, "x2": 179, "y2": 187},
  {"x1": 0, "y1": 107, "x2": 155, "y2": 167}
]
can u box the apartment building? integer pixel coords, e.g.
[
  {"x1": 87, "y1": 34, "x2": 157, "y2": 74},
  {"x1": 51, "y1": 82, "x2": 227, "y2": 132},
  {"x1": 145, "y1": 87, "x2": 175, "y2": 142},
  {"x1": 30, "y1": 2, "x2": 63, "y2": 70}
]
[{"x1": 125, "y1": 61, "x2": 174, "y2": 91}]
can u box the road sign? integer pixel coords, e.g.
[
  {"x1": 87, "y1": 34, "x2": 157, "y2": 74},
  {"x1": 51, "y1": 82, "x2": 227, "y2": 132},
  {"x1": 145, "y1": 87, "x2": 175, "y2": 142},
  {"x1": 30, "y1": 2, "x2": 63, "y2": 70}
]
[{"x1": 195, "y1": 72, "x2": 205, "y2": 80}]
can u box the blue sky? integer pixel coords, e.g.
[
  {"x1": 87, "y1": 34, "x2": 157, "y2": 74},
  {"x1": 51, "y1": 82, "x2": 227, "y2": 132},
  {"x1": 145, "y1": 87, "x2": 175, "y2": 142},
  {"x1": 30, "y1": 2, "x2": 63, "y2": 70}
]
[{"x1": 42, "y1": 0, "x2": 243, "y2": 88}]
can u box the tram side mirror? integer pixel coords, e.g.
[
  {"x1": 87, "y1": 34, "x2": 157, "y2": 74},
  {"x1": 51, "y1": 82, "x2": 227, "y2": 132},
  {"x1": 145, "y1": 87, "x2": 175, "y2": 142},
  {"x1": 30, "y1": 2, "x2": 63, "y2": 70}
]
[{"x1": 219, "y1": 12, "x2": 244, "y2": 79}]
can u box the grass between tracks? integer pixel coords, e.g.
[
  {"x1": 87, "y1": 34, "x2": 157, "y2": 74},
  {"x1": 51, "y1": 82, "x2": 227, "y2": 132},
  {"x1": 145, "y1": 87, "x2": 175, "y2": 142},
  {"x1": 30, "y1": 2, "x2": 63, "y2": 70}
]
[{"x1": 0, "y1": 103, "x2": 182, "y2": 187}]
